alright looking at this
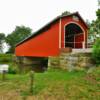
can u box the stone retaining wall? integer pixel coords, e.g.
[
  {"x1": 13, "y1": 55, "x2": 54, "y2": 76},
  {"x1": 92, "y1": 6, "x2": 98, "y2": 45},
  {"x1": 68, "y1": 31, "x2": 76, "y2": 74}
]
[{"x1": 48, "y1": 50, "x2": 95, "y2": 70}]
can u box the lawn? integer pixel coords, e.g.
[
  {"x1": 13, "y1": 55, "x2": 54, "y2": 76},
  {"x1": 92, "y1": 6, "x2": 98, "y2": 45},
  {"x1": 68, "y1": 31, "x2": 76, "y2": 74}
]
[{"x1": 0, "y1": 67, "x2": 100, "y2": 100}]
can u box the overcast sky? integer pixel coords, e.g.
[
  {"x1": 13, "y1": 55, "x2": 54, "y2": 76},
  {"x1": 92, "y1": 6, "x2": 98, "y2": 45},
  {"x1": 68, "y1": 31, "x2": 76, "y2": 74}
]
[{"x1": 0, "y1": 0, "x2": 98, "y2": 35}]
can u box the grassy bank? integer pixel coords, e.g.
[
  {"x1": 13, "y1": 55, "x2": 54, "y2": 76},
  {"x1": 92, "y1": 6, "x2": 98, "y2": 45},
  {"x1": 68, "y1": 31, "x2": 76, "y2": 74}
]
[
  {"x1": 0, "y1": 67, "x2": 100, "y2": 100},
  {"x1": 0, "y1": 54, "x2": 13, "y2": 63},
  {"x1": 0, "y1": 54, "x2": 19, "y2": 74},
  {"x1": 0, "y1": 54, "x2": 100, "y2": 100}
]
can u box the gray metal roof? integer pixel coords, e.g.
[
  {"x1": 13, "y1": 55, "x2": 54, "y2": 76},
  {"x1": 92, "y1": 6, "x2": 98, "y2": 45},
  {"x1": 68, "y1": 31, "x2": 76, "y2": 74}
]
[{"x1": 16, "y1": 12, "x2": 88, "y2": 47}]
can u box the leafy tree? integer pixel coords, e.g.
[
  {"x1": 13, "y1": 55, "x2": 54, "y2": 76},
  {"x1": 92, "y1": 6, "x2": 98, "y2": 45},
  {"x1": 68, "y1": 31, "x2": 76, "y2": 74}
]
[
  {"x1": 5, "y1": 26, "x2": 32, "y2": 53},
  {"x1": 89, "y1": 0, "x2": 100, "y2": 64},
  {"x1": 98, "y1": 0, "x2": 100, "y2": 7},
  {"x1": 96, "y1": 9, "x2": 100, "y2": 19},
  {"x1": 0, "y1": 33, "x2": 5, "y2": 53},
  {"x1": 92, "y1": 38, "x2": 100, "y2": 64},
  {"x1": 88, "y1": 0, "x2": 100, "y2": 42},
  {"x1": 62, "y1": 11, "x2": 70, "y2": 16},
  {"x1": 96, "y1": 0, "x2": 100, "y2": 19}
]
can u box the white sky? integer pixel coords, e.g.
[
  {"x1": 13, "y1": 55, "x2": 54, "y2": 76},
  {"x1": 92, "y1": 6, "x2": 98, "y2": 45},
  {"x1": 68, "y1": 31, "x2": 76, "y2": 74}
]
[{"x1": 0, "y1": 0, "x2": 98, "y2": 35}]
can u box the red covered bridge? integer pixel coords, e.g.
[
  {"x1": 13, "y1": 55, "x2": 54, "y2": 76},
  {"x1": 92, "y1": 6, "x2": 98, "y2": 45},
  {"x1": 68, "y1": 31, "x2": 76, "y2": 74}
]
[{"x1": 15, "y1": 12, "x2": 88, "y2": 57}]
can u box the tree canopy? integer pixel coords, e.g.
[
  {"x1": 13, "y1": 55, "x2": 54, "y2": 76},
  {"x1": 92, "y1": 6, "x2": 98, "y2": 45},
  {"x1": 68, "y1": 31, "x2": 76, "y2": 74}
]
[
  {"x1": 92, "y1": 38, "x2": 100, "y2": 64},
  {"x1": 0, "y1": 33, "x2": 5, "y2": 53},
  {"x1": 88, "y1": 0, "x2": 100, "y2": 43},
  {"x1": 61, "y1": 11, "x2": 71, "y2": 16},
  {"x1": 5, "y1": 26, "x2": 32, "y2": 53}
]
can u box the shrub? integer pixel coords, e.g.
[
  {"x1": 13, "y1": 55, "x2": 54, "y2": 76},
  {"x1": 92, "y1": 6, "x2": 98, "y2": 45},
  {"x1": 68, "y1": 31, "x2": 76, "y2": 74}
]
[
  {"x1": 8, "y1": 66, "x2": 17, "y2": 74},
  {"x1": 8, "y1": 63, "x2": 19, "y2": 74},
  {"x1": 92, "y1": 38, "x2": 100, "y2": 64},
  {"x1": 0, "y1": 54, "x2": 13, "y2": 62}
]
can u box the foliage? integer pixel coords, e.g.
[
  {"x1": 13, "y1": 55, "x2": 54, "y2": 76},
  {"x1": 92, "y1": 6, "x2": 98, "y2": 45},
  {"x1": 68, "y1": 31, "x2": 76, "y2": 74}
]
[
  {"x1": 8, "y1": 65, "x2": 17, "y2": 74},
  {"x1": 88, "y1": 20, "x2": 100, "y2": 43},
  {"x1": 0, "y1": 54, "x2": 19, "y2": 74},
  {"x1": 88, "y1": 0, "x2": 100, "y2": 43},
  {"x1": 92, "y1": 39, "x2": 100, "y2": 64},
  {"x1": 0, "y1": 33, "x2": 5, "y2": 53},
  {"x1": 5, "y1": 26, "x2": 32, "y2": 53},
  {"x1": 96, "y1": 9, "x2": 100, "y2": 19},
  {"x1": 96, "y1": 0, "x2": 100, "y2": 19},
  {"x1": 61, "y1": 11, "x2": 70, "y2": 16},
  {"x1": 98, "y1": 0, "x2": 100, "y2": 5},
  {"x1": 0, "y1": 54, "x2": 13, "y2": 62}
]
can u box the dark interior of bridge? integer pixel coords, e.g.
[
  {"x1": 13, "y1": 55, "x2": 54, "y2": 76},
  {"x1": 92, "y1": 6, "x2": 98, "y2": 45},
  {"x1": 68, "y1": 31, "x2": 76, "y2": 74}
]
[{"x1": 65, "y1": 23, "x2": 83, "y2": 48}]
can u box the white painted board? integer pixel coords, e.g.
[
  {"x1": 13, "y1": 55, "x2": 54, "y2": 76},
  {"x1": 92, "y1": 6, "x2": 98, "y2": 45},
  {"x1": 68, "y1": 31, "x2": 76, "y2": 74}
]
[{"x1": 0, "y1": 64, "x2": 9, "y2": 73}]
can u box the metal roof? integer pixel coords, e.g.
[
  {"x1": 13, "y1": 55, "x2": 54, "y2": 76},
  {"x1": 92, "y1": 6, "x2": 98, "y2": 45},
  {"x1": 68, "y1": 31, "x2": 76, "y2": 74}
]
[{"x1": 16, "y1": 12, "x2": 88, "y2": 47}]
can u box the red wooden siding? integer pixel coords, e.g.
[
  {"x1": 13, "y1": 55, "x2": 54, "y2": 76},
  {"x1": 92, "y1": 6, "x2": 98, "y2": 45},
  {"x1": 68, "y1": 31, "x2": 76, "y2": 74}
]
[
  {"x1": 15, "y1": 21, "x2": 60, "y2": 57},
  {"x1": 15, "y1": 12, "x2": 88, "y2": 57},
  {"x1": 61, "y1": 16, "x2": 87, "y2": 48}
]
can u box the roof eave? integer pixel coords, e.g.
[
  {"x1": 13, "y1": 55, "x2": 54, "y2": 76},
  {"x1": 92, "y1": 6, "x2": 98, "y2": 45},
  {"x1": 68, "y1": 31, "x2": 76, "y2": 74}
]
[{"x1": 16, "y1": 12, "x2": 88, "y2": 47}]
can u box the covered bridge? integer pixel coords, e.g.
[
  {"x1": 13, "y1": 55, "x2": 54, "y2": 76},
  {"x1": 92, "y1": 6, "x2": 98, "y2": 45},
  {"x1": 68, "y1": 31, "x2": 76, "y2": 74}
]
[{"x1": 15, "y1": 12, "x2": 88, "y2": 57}]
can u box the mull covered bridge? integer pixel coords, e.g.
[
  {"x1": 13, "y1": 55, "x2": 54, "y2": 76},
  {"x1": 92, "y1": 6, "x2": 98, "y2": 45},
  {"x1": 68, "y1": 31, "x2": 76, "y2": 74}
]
[
  {"x1": 15, "y1": 12, "x2": 88, "y2": 57},
  {"x1": 15, "y1": 12, "x2": 89, "y2": 71}
]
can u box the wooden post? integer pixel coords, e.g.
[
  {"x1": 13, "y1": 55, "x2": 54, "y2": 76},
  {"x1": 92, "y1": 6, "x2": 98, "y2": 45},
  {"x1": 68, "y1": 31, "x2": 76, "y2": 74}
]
[
  {"x1": 2, "y1": 70, "x2": 6, "y2": 81},
  {"x1": 29, "y1": 71, "x2": 34, "y2": 94}
]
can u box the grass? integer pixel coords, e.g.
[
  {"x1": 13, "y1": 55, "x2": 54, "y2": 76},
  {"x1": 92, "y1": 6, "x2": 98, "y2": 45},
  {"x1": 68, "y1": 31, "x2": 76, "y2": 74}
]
[{"x1": 0, "y1": 67, "x2": 100, "y2": 100}]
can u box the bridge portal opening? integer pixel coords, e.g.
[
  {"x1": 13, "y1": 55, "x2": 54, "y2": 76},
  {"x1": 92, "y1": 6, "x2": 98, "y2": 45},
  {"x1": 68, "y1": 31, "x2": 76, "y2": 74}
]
[{"x1": 65, "y1": 23, "x2": 84, "y2": 48}]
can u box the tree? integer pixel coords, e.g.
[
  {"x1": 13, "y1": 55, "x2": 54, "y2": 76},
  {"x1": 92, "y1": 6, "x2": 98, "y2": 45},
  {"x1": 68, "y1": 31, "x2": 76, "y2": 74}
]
[
  {"x1": 88, "y1": 0, "x2": 100, "y2": 42},
  {"x1": 98, "y1": 0, "x2": 100, "y2": 7},
  {"x1": 5, "y1": 26, "x2": 32, "y2": 53},
  {"x1": 92, "y1": 38, "x2": 100, "y2": 64},
  {"x1": 0, "y1": 33, "x2": 5, "y2": 53},
  {"x1": 96, "y1": 0, "x2": 100, "y2": 19},
  {"x1": 61, "y1": 11, "x2": 70, "y2": 16}
]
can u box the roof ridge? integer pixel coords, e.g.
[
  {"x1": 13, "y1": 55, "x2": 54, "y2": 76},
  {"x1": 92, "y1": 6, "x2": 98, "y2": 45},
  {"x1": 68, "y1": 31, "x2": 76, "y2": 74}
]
[{"x1": 16, "y1": 12, "x2": 88, "y2": 47}]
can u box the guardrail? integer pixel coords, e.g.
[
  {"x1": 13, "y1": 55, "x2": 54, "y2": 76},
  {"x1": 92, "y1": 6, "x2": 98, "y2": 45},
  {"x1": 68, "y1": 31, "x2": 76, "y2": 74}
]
[{"x1": 61, "y1": 41, "x2": 94, "y2": 48}]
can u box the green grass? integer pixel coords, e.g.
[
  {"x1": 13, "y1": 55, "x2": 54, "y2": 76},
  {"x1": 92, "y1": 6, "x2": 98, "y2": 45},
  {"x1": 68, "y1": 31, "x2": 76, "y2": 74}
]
[
  {"x1": 0, "y1": 54, "x2": 99, "y2": 99},
  {"x1": 0, "y1": 67, "x2": 100, "y2": 100}
]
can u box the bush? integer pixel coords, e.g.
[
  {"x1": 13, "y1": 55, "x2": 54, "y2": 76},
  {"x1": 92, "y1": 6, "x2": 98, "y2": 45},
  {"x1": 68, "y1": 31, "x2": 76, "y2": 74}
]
[
  {"x1": 8, "y1": 66, "x2": 17, "y2": 74},
  {"x1": 8, "y1": 63, "x2": 19, "y2": 74},
  {"x1": 92, "y1": 39, "x2": 100, "y2": 64},
  {"x1": 0, "y1": 54, "x2": 13, "y2": 62}
]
